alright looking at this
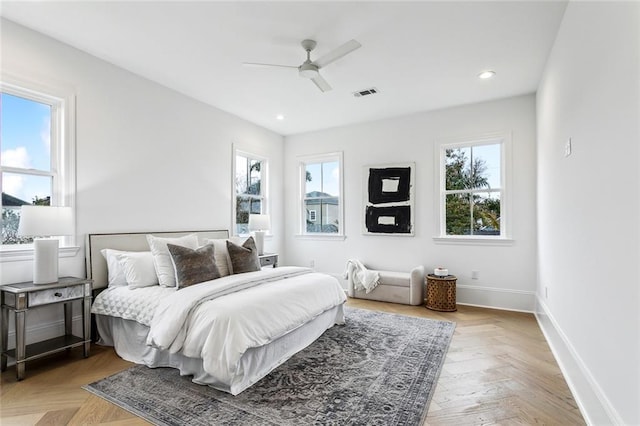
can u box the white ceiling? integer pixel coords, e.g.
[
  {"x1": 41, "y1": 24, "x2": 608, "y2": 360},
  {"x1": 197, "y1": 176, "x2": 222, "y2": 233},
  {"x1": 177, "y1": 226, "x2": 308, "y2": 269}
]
[{"x1": 0, "y1": 1, "x2": 567, "y2": 136}]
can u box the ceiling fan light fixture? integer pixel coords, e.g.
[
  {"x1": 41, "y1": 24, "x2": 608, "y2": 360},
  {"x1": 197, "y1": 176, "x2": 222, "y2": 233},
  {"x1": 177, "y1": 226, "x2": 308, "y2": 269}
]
[
  {"x1": 299, "y1": 69, "x2": 319, "y2": 78},
  {"x1": 478, "y1": 70, "x2": 496, "y2": 79},
  {"x1": 299, "y1": 63, "x2": 319, "y2": 79}
]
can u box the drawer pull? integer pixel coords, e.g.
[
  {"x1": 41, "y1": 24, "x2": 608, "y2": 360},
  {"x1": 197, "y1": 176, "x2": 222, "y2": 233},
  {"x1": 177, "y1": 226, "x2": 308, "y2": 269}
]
[{"x1": 54, "y1": 292, "x2": 63, "y2": 297}]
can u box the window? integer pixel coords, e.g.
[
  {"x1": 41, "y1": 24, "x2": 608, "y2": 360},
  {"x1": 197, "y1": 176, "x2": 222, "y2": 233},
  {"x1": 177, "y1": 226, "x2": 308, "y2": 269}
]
[
  {"x1": 299, "y1": 152, "x2": 343, "y2": 236},
  {"x1": 233, "y1": 150, "x2": 267, "y2": 235},
  {"x1": 439, "y1": 136, "x2": 508, "y2": 239},
  {"x1": 1, "y1": 81, "x2": 75, "y2": 249}
]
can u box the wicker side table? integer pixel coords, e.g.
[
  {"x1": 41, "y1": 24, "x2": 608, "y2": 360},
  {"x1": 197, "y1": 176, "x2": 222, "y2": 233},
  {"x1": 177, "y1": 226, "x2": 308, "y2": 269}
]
[{"x1": 425, "y1": 274, "x2": 457, "y2": 312}]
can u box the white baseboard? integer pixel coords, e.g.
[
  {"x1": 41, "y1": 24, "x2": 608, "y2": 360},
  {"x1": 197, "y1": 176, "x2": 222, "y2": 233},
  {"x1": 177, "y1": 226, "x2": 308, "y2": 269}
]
[
  {"x1": 457, "y1": 284, "x2": 535, "y2": 312},
  {"x1": 333, "y1": 272, "x2": 535, "y2": 313},
  {"x1": 535, "y1": 296, "x2": 622, "y2": 425},
  {"x1": 333, "y1": 272, "x2": 535, "y2": 312}
]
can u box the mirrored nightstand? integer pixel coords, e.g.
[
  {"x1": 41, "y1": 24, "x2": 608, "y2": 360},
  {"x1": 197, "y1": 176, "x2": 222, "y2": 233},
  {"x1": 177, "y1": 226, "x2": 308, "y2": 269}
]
[
  {"x1": 1, "y1": 277, "x2": 92, "y2": 380},
  {"x1": 258, "y1": 253, "x2": 278, "y2": 268}
]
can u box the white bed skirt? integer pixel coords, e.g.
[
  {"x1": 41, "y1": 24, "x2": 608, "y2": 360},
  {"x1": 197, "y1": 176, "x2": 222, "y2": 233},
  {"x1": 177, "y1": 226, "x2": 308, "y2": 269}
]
[{"x1": 95, "y1": 304, "x2": 344, "y2": 394}]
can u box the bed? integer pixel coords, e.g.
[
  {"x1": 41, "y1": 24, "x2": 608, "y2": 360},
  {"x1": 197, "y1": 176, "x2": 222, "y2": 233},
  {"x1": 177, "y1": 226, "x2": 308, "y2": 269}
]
[{"x1": 87, "y1": 230, "x2": 346, "y2": 395}]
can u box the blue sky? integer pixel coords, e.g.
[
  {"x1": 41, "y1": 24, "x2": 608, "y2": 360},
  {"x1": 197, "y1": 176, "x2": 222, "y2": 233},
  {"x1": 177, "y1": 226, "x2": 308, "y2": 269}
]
[
  {"x1": 305, "y1": 161, "x2": 340, "y2": 197},
  {"x1": 1, "y1": 93, "x2": 52, "y2": 204},
  {"x1": 447, "y1": 143, "x2": 502, "y2": 190},
  {"x1": 472, "y1": 143, "x2": 501, "y2": 189}
]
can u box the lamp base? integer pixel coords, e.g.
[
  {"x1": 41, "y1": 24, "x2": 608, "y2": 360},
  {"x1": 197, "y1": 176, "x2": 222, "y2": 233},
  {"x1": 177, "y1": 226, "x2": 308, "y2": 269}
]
[
  {"x1": 33, "y1": 238, "x2": 59, "y2": 284},
  {"x1": 253, "y1": 231, "x2": 266, "y2": 256}
]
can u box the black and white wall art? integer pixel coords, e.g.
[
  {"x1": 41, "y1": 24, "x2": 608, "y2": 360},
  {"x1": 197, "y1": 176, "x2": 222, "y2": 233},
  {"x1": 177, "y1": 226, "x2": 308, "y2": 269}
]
[{"x1": 363, "y1": 163, "x2": 415, "y2": 235}]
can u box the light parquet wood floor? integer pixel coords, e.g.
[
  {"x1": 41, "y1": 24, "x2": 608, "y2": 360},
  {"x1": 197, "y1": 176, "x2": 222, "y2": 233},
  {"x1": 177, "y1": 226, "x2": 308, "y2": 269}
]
[{"x1": 0, "y1": 300, "x2": 585, "y2": 425}]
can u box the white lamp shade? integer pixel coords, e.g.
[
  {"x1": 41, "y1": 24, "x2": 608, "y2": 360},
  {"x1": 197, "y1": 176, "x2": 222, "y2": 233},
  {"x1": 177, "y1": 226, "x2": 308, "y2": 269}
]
[
  {"x1": 248, "y1": 214, "x2": 271, "y2": 231},
  {"x1": 18, "y1": 206, "x2": 74, "y2": 236}
]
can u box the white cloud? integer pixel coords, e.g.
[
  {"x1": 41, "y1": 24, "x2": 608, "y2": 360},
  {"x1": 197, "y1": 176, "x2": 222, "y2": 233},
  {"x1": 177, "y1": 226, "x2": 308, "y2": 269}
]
[
  {"x1": 2, "y1": 173, "x2": 25, "y2": 199},
  {"x1": 40, "y1": 117, "x2": 51, "y2": 152},
  {"x1": 1, "y1": 147, "x2": 31, "y2": 200},
  {"x1": 324, "y1": 166, "x2": 340, "y2": 196},
  {"x1": 332, "y1": 166, "x2": 340, "y2": 181},
  {"x1": 1, "y1": 146, "x2": 31, "y2": 168}
]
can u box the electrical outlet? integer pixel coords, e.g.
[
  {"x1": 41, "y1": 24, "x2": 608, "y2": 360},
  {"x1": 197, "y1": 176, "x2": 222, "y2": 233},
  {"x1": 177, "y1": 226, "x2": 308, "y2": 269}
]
[
  {"x1": 310, "y1": 260, "x2": 315, "y2": 268},
  {"x1": 471, "y1": 270, "x2": 479, "y2": 280},
  {"x1": 545, "y1": 286, "x2": 549, "y2": 299}
]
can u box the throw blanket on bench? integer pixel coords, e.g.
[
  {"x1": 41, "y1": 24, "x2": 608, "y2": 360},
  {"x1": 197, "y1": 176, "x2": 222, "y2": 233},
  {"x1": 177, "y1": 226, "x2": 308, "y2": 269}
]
[{"x1": 345, "y1": 259, "x2": 380, "y2": 293}]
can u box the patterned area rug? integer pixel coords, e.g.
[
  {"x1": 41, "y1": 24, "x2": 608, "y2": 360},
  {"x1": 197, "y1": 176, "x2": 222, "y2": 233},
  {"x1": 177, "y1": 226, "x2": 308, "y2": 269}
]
[{"x1": 84, "y1": 307, "x2": 455, "y2": 426}]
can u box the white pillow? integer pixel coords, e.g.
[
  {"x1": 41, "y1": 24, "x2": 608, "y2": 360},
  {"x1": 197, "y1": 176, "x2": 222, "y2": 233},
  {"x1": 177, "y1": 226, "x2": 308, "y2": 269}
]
[
  {"x1": 116, "y1": 251, "x2": 158, "y2": 289},
  {"x1": 146, "y1": 234, "x2": 199, "y2": 287},
  {"x1": 202, "y1": 239, "x2": 232, "y2": 277},
  {"x1": 203, "y1": 237, "x2": 250, "y2": 276},
  {"x1": 100, "y1": 248, "x2": 128, "y2": 287}
]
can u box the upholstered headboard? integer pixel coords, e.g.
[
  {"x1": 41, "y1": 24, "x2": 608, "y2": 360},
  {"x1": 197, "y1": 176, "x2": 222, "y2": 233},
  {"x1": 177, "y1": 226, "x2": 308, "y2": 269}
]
[{"x1": 86, "y1": 230, "x2": 229, "y2": 290}]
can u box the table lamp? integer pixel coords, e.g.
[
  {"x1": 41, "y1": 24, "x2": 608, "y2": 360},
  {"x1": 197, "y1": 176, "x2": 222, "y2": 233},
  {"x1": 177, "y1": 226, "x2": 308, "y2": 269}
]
[
  {"x1": 18, "y1": 205, "x2": 73, "y2": 284},
  {"x1": 248, "y1": 214, "x2": 270, "y2": 256}
]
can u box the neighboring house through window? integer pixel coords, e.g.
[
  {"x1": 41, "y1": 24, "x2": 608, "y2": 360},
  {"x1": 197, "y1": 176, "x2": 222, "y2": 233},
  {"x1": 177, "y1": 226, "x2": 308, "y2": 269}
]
[
  {"x1": 234, "y1": 150, "x2": 267, "y2": 235},
  {"x1": 438, "y1": 134, "x2": 510, "y2": 239},
  {"x1": 1, "y1": 79, "x2": 75, "y2": 249},
  {"x1": 299, "y1": 152, "x2": 343, "y2": 236}
]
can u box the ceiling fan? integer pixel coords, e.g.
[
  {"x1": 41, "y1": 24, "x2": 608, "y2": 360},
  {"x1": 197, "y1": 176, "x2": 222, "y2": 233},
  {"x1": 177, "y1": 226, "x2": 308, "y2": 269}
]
[{"x1": 243, "y1": 39, "x2": 362, "y2": 93}]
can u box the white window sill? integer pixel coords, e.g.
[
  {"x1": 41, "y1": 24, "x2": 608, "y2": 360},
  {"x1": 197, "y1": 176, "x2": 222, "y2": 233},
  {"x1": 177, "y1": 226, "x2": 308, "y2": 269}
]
[
  {"x1": 295, "y1": 234, "x2": 346, "y2": 241},
  {"x1": 0, "y1": 246, "x2": 81, "y2": 262},
  {"x1": 432, "y1": 236, "x2": 514, "y2": 246}
]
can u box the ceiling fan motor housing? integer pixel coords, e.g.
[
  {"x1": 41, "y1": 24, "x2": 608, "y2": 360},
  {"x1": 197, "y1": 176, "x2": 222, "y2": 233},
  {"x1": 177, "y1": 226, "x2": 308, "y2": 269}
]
[{"x1": 299, "y1": 62, "x2": 319, "y2": 79}]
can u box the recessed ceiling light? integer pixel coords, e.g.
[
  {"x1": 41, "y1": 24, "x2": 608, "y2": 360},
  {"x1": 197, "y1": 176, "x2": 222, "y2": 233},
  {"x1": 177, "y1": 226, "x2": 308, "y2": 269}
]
[
  {"x1": 478, "y1": 70, "x2": 496, "y2": 79},
  {"x1": 276, "y1": 114, "x2": 284, "y2": 120}
]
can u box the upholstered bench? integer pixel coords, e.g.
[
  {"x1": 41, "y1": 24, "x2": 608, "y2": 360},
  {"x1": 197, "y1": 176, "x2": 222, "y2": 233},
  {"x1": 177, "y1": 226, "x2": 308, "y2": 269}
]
[{"x1": 347, "y1": 265, "x2": 425, "y2": 306}]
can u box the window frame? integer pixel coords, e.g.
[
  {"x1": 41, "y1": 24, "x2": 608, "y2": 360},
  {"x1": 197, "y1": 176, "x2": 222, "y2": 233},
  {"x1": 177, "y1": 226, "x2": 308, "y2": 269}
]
[
  {"x1": 232, "y1": 148, "x2": 268, "y2": 237},
  {"x1": 297, "y1": 151, "x2": 345, "y2": 239},
  {"x1": 0, "y1": 76, "x2": 77, "y2": 260},
  {"x1": 434, "y1": 133, "x2": 513, "y2": 245}
]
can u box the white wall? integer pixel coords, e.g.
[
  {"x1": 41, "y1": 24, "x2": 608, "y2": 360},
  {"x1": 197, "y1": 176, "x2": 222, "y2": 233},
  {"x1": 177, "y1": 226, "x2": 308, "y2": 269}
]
[
  {"x1": 283, "y1": 94, "x2": 538, "y2": 311},
  {"x1": 536, "y1": 2, "x2": 639, "y2": 425},
  {"x1": 1, "y1": 19, "x2": 283, "y2": 341}
]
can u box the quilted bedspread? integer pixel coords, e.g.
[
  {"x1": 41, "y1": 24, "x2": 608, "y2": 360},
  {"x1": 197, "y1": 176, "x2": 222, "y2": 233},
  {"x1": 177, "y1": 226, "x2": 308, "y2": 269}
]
[{"x1": 92, "y1": 285, "x2": 174, "y2": 326}]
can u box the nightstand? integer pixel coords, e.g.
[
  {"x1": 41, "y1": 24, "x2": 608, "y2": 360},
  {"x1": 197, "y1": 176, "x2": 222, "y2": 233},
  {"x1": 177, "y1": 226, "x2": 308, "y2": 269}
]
[
  {"x1": 259, "y1": 253, "x2": 278, "y2": 268},
  {"x1": 425, "y1": 274, "x2": 457, "y2": 312},
  {"x1": 1, "y1": 277, "x2": 93, "y2": 380}
]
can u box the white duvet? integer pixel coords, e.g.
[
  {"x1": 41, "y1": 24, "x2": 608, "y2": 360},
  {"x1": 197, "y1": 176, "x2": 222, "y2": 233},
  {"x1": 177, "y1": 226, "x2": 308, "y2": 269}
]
[{"x1": 146, "y1": 266, "x2": 346, "y2": 393}]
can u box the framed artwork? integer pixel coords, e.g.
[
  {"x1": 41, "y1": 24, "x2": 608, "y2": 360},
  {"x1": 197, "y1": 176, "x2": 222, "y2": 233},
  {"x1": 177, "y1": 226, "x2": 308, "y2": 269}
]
[{"x1": 363, "y1": 162, "x2": 415, "y2": 235}]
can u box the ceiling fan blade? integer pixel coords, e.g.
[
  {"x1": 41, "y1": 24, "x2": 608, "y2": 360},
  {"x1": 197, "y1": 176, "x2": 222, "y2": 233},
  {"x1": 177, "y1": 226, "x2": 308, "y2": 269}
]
[
  {"x1": 242, "y1": 62, "x2": 298, "y2": 69},
  {"x1": 311, "y1": 74, "x2": 332, "y2": 92},
  {"x1": 313, "y1": 39, "x2": 361, "y2": 68}
]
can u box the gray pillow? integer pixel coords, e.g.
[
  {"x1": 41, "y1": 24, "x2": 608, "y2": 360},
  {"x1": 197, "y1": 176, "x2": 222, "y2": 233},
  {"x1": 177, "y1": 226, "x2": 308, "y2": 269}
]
[
  {"x1": 167, "y1": 243, "x2": 220, "y2": 289},
  {"x1": 227, "y1": 237, "x2": 261, "y2": 274}
]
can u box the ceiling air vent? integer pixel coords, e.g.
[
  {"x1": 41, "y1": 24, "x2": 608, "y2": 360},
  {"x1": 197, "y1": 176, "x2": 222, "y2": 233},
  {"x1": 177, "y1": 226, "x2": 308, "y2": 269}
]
[{"x1": 353, "y1": 87, "x2": 379, "y2": 98}]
